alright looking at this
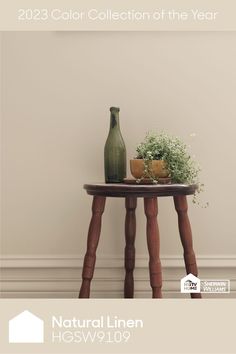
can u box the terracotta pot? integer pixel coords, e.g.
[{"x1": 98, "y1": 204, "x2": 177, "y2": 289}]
[{"x1": 130, "y1": 159, "x2": 169, "y2": 179}]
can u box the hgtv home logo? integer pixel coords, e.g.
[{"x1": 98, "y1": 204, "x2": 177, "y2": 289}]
[
  {"x1": 180, "y1": 274, "x2": 230, "y2": 294},
  {"x1": 181, "y1": 273, "x2": 201, "y2": 293},
  {"x1": 9, "y1": 310, "x2": 44, "y2": 343}
]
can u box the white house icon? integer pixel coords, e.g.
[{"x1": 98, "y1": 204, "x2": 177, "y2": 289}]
[
  {"x1": 9, "y1": 310, "x2": 44, "y2": 343},
  {"x1": 181, "y1": 273, "x2": 201, "y2": 293}
]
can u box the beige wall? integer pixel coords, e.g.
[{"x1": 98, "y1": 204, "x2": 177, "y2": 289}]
[{"x1": 1, "y1": 31, "x2": 236, "y2": 263}]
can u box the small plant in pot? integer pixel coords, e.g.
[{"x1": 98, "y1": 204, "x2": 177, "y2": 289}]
[{"x1": 130, "y1": 132, "x2": 206, "y2": 205}]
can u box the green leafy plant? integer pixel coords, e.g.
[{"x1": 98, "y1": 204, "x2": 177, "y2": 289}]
[{"x1": 134, "y1": 132, "x2": 208, "y2": 206}]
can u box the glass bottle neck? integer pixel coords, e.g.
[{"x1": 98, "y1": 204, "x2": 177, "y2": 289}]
[{"x1": 110, "y1": 112, "x2": 120, "y2": 130}]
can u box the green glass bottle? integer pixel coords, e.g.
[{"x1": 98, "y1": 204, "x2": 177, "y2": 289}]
[{"x1": 104, "y1": 107, "x2": 126, "y2": 183}]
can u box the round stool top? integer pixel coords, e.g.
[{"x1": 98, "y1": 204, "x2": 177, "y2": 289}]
[{"x1": 84, "y1": 183, "x2": 197, "y2": 198}]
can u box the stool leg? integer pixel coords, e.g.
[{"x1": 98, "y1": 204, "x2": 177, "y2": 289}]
[
  {"x1": 124, "y1": 197, "x2": 137, "y2": 298},
  {"x1": 79, "y1": 196, "x2": 106, "y2": 298},
  {"x1": 174, "y1": 195, "x2": 201, "y2": 299},
  {"x1": 144, "y1": 197, "x2": 162, "y2": 298}
]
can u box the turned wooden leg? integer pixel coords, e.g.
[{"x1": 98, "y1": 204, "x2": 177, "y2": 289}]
[
  {"x1": 124, "y1": 197, "x2": 137, "y2": 298},
  {"x1": 79, "y1": 196, "x2": 106, "y2": 298},
  {"x1": 144, "y1": 197, "x2": 162, "y2": 298},
  {"x1": 174, "y1": 195, "x2": 201, "y2": 299}
]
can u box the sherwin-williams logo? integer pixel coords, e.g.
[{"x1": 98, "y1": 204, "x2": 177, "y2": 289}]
[
  {"x1": 8, "y1": 310, "x2": 44, "y2": 343},
  {"x1": 181, "y1": 273, "x2": 201, "y2": 293}
]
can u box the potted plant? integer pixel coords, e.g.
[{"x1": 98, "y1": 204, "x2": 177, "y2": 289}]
[{"x1": 130, "y1": 132, "x2": 200, "y2": 184}]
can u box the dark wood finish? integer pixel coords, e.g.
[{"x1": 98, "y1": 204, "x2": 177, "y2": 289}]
[
  {"x1": 79, "y1": 196, "x2": 106, "y2": 298},
  {"x1": 84, "y1": 183, "x2": 197, "y2": 198},
  {"x1": 174, "y1": 195, "x2": 202, "y2": 299},
  {"x1": 144, "y1": 197, "x2": 162, "y2": 298},
  {"x1": 124, "y1": 197, "x2": 137, "y2": 298},
  {"x1": 79, "y1": 183, "x2": 201, "y2": 299}
]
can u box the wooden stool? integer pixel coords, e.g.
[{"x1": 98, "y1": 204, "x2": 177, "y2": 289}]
[{"x1": 79, "y1": 183, "x2": 201, "y2": 299}]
